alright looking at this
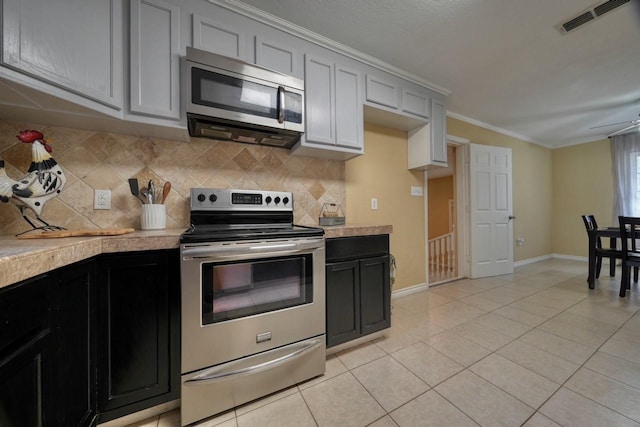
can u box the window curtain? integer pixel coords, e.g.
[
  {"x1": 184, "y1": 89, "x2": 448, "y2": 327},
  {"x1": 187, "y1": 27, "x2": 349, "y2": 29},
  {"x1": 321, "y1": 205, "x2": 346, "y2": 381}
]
[{"x1": 612, "y1": 132, "x2": 640, "y2": 217}]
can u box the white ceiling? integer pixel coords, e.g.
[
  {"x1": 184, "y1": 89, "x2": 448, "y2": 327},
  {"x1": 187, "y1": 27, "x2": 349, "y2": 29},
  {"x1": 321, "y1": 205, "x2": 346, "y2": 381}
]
[{"x1": 235, "y1": 0, "x2": 640, "y2": 148}]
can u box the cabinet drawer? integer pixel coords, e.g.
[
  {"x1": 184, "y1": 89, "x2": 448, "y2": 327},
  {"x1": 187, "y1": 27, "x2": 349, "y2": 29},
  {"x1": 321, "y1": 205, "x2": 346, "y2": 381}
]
[{"x1": 326, "y1": 235, "x2": 389, "y2": 262}]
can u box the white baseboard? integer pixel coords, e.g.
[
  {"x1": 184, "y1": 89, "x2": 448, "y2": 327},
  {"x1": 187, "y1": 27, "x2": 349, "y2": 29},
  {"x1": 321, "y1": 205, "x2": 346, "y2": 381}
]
[
  {"x1": 552, "y1": 253, "x2": 587, "y2": 262},
  {"x1": 514, "y1": 254, "x2": 553, "y2": 268},
  {"x1": 392, "y1": 282, "x2": 429, "y2": 298}
]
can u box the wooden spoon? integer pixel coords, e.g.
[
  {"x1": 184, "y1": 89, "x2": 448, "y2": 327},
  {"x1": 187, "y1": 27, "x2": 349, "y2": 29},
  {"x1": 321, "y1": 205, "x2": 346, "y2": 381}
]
[{"x1": 161, "y1": 181, "x2": 171, "y2": 204}]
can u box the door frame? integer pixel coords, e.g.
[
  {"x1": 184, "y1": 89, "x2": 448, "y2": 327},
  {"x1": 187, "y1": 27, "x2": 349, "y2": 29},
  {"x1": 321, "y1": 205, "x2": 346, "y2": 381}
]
[
  {"x1": 450, "y1": 136, "x2": 471, "y2": 279},
  {"x1": 424, "y1": 134, "x2": 470, "y2": 285}
]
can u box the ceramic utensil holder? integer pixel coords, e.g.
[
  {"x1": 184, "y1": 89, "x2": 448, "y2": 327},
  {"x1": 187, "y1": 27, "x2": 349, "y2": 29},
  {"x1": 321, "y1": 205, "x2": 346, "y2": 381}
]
[{"x1": 141, "y1": 204, "x2": 166, "y2": 230}]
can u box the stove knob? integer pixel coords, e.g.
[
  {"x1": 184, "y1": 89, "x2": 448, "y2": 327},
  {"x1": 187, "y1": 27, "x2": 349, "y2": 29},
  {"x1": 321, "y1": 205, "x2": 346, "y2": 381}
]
[
  {"x1": 209, "y1": 194, "x2": 217, "y2": 203},
  {"x1": 274, "y1": 196, "x2": 281, "y2": 204},
  {"x1": 265, "y1": 196, "x2": 272, "y2": 204},
  {"x1": 283, "y1": 196, "x2": 289, "y2": 205},
  {"x1": 197, "y1": 193, "x2": 206, "y2": 202}
]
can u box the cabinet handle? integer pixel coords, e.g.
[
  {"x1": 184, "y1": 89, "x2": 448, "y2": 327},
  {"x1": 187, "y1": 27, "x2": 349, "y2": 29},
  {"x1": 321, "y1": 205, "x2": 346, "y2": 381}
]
[
  {"x1": 184, "y1": 338, "x2": 322, "y2": 384},
  {"x1": 277, "y1": 86, "x2": 285, "y2": 124}
]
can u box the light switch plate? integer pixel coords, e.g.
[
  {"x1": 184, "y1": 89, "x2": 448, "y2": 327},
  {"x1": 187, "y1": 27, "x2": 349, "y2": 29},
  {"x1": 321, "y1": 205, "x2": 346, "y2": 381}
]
[
  {"x1": 411, "y1": 186, "x2": 423, "y2": 196},
  {"x1": 371, "y1": 198, "x2": 378, "y2": 210}
]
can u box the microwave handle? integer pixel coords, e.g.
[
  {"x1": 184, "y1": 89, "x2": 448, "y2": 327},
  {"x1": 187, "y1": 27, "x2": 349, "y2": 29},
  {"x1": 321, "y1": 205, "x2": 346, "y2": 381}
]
[{"x1": 277, "y1": 86, "x2": 285, "y2": 123}]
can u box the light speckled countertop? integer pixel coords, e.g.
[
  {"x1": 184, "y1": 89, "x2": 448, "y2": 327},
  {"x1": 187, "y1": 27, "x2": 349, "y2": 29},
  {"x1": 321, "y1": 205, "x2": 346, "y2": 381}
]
[
  {"x1": 321, "y1": 224, "x2": 392, "y2": 239},
  {"x1": 0, "y1": 224, "x2": 391, "y2": 289}
]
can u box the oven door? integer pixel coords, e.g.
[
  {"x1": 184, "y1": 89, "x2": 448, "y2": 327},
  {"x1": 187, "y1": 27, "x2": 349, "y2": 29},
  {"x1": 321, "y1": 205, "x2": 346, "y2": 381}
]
[{"x1": 180, "y1": 237, "x2": 325, "y2": 374}]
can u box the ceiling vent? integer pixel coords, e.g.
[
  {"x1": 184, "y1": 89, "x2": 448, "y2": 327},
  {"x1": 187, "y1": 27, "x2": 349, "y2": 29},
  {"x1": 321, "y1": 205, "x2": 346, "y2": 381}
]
[{"x1": 558, "y1": 0, "x2": 631, "y2": 33}]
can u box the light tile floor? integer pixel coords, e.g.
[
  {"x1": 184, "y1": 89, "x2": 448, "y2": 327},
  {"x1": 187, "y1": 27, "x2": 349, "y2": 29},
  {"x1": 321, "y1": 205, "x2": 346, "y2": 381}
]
[{"x1": 128, "y1": 259, "x2": 640, "y2": 427}]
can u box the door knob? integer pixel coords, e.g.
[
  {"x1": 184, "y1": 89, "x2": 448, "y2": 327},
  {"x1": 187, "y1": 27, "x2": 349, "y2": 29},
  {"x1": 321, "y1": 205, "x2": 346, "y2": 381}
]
[{"x1": 508, "y1": 215, "x2": 516, "y2": 220}]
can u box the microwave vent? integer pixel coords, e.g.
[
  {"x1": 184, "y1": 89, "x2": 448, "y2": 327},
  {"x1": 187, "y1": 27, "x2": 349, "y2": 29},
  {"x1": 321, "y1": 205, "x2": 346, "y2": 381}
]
[
  {"x1": 594, "y1": 0, "x2": 630, "y2": 16},
  {"x1": 201, "y1": 128, "x2": 233, "y2": 140},
  {"x1": 558, "y1": 0, "x2": 630, "y2": 33},
  {"x1": 261, "y1": 137, "x2": 290, "y2": 147},
  {"x1": 561, "y1": 11, "x2": 595, "y2": 32}
]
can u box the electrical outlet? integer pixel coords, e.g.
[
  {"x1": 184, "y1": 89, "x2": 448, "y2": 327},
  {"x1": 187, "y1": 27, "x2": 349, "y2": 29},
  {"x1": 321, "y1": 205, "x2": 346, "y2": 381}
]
[
  {"x1": 94, "y1": 189, "x2": 111, "y2": 210},
  {"x1": 516, "y1": 237, "x2": 525, "y2": 246},
  {"x1": 371, "y1": 198, "x2": 378, "y2": 210}
]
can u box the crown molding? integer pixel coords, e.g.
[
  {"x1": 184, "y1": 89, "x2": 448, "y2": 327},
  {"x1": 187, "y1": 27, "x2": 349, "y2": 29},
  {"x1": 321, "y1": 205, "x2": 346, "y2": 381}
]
[
  {"x1": 207, "y1": 0, "x2": 451, "y2": 96},
  {"x1": 446, "y1": 110, "x2": 552, "y2": 147}
]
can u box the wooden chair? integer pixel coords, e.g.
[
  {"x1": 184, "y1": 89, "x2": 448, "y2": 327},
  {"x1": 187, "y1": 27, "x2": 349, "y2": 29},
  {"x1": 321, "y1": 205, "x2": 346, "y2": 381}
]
[
  {"x1": 618, "y1": 216, "x2": 640, "y2": 297},
  {"x1": 582, "y1": 215, "x2": 621, "y2": 279}
]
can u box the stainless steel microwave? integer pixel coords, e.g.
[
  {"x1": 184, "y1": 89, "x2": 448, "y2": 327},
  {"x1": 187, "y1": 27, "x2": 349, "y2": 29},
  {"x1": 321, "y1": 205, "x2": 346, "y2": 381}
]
[{"x1": 185, "y1": 47, "x2": 305, "y2": 148}]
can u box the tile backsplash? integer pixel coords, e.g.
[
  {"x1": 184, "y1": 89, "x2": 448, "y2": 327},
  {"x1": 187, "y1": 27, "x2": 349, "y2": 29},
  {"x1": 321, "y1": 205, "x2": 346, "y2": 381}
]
[{"x1": 0, "y1": 120, "x2": 345, "y2": 235}]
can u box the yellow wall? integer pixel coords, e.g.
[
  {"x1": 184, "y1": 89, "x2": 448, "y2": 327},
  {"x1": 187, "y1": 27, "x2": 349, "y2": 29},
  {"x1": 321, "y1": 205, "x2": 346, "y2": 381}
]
[
  {"x1": 345, "y1": 123, "x2": 426, "y2": 290},
  {"x1": 447, "y1": 117, "x2": 554, "y2": 261},
  {"x1": 551, "y1": 139, "x2": 613, "y2": 257},
  {"x1": 427, "y1": 176, "x2": 454, "y2": 239},
  {"x1": 346, "y1": 118, "x2": 556, "y2": 290}
]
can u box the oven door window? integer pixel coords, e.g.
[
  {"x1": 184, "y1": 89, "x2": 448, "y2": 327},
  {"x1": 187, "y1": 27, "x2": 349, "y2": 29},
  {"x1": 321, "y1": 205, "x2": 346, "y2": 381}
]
[{"x1": 201, "y1": 255, "x2": 313, "y2": 324}]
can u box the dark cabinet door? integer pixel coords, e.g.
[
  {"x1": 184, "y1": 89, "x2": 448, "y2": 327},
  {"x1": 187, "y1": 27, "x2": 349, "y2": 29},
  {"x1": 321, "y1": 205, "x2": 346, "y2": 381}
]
[
  {"x1": 326, "y1": 235, "x2": 390, "y2": 348},
  {"x1": 97, "y1": 250, "x2": 179, "y2": 422},
  {"x1": 56, "y1": 260, "x2": 97, "y2": 427},
  {"x1": 0, "y1": 274, "x2": 56, "y2": 427},
  {"x1": 326, "y1": 260, "x2": 360, "y2": 347},
  {"x1": 360, "y1": 255, "x2": 390, "y2": 336}
]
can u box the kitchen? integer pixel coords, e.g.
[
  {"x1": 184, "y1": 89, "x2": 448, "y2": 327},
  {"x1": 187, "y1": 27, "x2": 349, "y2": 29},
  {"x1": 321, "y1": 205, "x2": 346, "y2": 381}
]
[{"x1": 1, "y1": 0, "x2": 639, "y2": 426}]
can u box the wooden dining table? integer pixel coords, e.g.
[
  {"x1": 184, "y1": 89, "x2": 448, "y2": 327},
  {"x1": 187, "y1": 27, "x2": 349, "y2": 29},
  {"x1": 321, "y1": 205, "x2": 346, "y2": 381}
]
[{"x1": 587, "y1": 226, "x2": 621, "y2": 289}]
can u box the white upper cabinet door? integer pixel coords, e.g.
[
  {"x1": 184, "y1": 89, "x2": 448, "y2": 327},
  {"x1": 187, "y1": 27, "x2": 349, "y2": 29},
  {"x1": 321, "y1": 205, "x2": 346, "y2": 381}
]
[
  {"x1": 365, "y1": 74, "x2": 398, "y2": 109},
  {"x1": 335, "y1": 65, "x2": 362, "y2": 150},
  {"x1": 304, "y1": 55, "x2": 335, "y2": 145},
  {"x1": 130, "y1": 0, "x2": 180, "y2": 120},
  {"x1": 255, "y1": 36, "x2": 299, "y2": 77},
  {"x1": 430, "y1": 98, "x2": 447, "y2": 165},
  {"x1": 401, "y1": 88, "x2": 429, "y2": 119},
  {"x1": 192, "y1": 15, "x2": 245, "y2": 60},
  {"x1": 1, "y1": 0, "x2": 123, "y2": 109}
]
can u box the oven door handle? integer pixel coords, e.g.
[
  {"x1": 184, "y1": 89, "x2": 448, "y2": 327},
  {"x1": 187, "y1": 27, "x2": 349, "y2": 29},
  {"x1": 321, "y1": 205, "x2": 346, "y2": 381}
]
[
  {"x1": 184, "y1": 338, "x2": 323, "y2": 385},
  {"x1": 182, "y1": 239, "x2": 323, "y2": 259}
]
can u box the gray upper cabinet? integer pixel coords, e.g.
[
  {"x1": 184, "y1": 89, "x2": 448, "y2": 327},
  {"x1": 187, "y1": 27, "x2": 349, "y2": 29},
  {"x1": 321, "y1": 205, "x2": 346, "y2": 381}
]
[
  {"x1": 366, "y1": 72, "x2": 434, "y2": 122},
  {"x1": 304, "y1": 56, "x2": 334, "y2": 145},
  {"x1": 129, "y1": 0, "x2": 180, "y2": 120},
  {"x1": 430, "y1": 98, "x2": 447, "y2": 164},
  {"x1": 335, "y1": 65, "x2": 362, "y2": 150},
  {"x1": 365, "y1": 74, "x2": 399, "y2": 109},
  {"x1": 296, "y1": 55, "x2": 362, "y2": 160},
  {"x1": 0, "y1": 0, "x2": 447, "y2": 157},
  {"x1": 192, "y1": 14, "x2": 246, "y2": 60},
  {"x1": 407, "y1": 97, "x2": 448, "y2": 170},
  {"x1": 1, "y1": 0, "x2": 123, "y2": 109},
  {"x1": 254, "y1": 36, "x2": 300, "y2": 77},
  {"x1": 401, "y1": 88, "x2": 430, "y2": 119}
]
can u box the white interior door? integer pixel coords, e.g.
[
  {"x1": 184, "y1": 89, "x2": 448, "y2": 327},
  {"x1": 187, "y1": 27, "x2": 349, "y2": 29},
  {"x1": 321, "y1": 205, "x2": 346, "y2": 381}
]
[{"x1": 469, "y1": 143, "x2": 514, "y2": 278}]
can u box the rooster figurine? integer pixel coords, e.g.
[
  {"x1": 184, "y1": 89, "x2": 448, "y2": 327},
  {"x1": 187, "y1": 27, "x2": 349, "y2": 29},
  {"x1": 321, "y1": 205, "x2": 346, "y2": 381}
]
[{"x1": 0, "y1": 130, "x2": 66, "y2": 231}]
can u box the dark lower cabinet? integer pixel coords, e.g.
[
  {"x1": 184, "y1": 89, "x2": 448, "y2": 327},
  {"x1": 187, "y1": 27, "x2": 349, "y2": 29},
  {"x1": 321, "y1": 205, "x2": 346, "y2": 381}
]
[
  {"x1": 96, "y1": 250, "x2": 180, "y2": 424},
  {"x1": 0, "y1": 263, "x2": 96, "y2": 427},
  {"x1": 0, "y1": 248, "x2": 179, "y2": 427},
  {"x1": 326, "y1": 259, "x2": 361, "y2": 346},
  {"x1": 56, "y1": 260, "x2": 97, "y2": 427},
  {"x1": 326, "y1": 235, "x2": 391, "y2": 348},
  {"x1": 0, "y1": 274, "x2": 56, "y2": 427}
]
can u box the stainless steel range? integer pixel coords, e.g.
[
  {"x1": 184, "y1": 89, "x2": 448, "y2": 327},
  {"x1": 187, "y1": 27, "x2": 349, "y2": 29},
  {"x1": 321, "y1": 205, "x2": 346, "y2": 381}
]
[{"x1": 179, "y1": 188, "x2": 326, "y2": 426}]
